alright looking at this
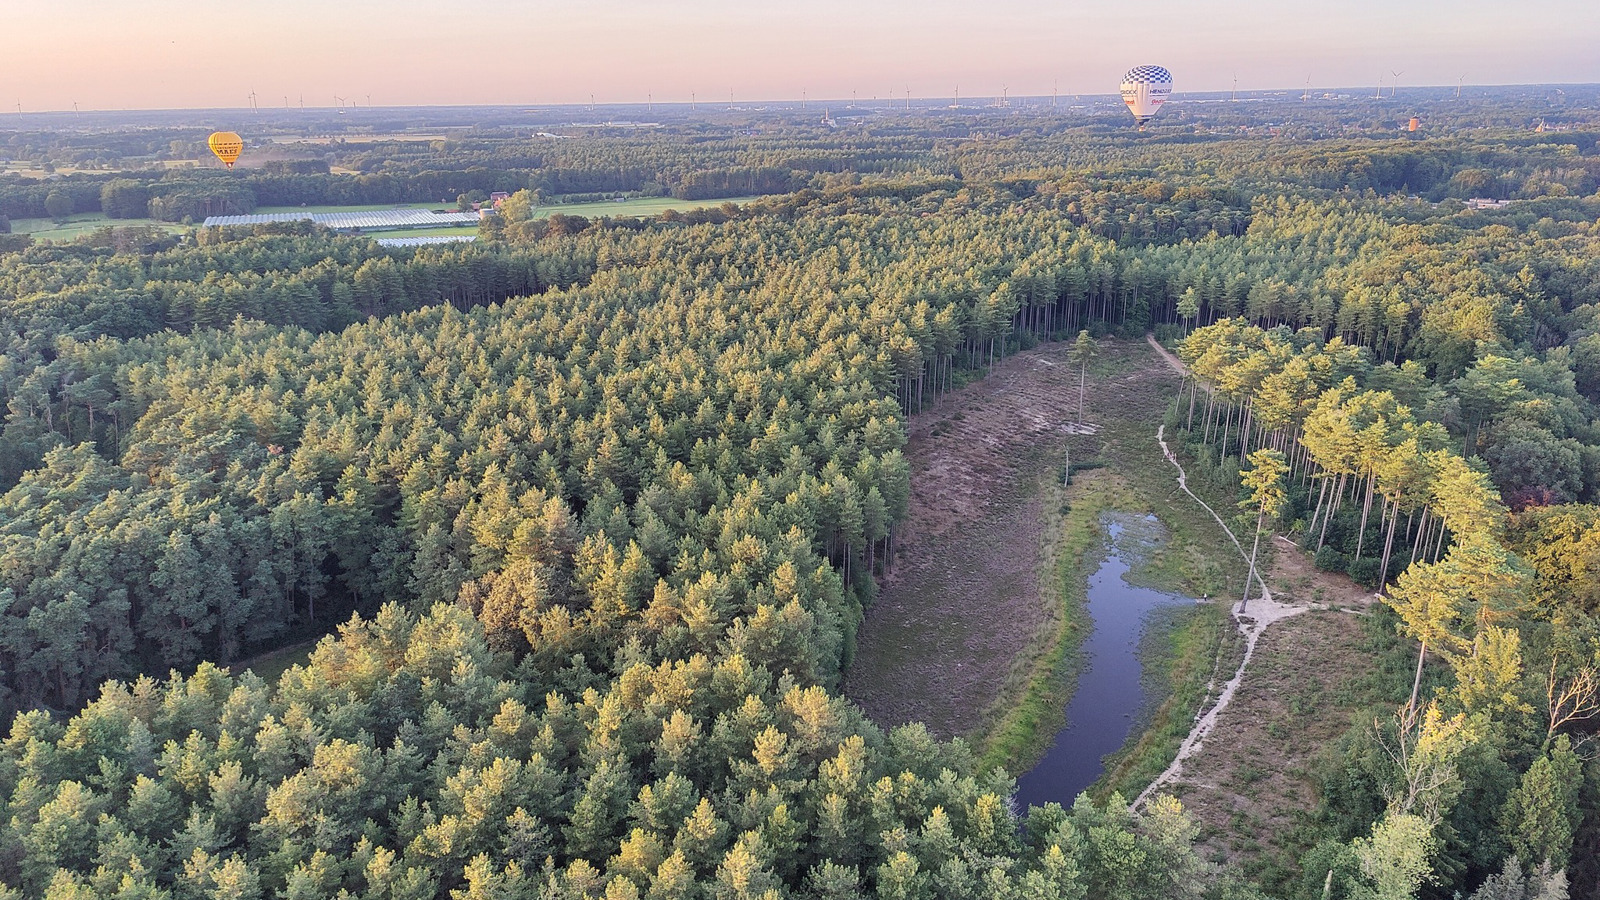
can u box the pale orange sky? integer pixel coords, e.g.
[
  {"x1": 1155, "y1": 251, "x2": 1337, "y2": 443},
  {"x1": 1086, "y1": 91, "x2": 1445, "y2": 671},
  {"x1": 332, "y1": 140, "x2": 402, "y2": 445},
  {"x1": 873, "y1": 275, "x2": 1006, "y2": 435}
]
[{"x1": 5, "y1": 0, "x2": 1599, "y2": 111}]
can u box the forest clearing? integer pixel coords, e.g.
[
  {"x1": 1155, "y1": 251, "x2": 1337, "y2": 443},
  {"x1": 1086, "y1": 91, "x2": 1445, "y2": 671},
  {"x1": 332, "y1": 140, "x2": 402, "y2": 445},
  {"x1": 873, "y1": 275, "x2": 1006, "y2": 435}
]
[
  {"x1": 1165, "y1": 593, "x2": 1386, "y2": 882},
  {"x1": 1140, "y1": 430, "x2": 1385, "y2": 880},
  {"x1": 842, "y1": 340, "x2": 1087, "y2": 743},
  {"x1": 845, "y1": 338, "x2": 1252, "y2": 780},
  {"x1": 845, "y1": 334, "x2": 1408, "y2": 874}
]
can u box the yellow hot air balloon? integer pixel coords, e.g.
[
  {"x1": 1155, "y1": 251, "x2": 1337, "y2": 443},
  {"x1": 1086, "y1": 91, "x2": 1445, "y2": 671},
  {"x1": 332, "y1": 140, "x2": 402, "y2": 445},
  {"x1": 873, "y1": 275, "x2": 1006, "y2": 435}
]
[{"x1": 208, "y1": 132, "x2": 243, "y2": 169}]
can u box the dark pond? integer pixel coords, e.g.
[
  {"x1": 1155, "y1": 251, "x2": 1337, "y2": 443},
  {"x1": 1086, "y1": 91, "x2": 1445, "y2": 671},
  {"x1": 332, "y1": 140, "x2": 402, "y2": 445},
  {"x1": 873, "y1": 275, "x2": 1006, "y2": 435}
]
[{"x1": 1013, "y1": 514, "x2": 1194, "y2": 808}]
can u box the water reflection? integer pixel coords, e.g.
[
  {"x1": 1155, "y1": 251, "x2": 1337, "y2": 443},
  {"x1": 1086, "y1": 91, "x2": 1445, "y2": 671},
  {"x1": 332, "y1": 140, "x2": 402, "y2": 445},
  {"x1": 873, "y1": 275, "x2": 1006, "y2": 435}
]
[{"x1": 1013, "y1": 514, "x2": 1193, "y2": 808}]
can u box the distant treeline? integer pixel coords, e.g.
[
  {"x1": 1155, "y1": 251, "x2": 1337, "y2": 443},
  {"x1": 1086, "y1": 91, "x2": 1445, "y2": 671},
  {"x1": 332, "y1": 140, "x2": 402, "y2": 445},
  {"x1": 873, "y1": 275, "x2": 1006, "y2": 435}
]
[
  {"x1": 8, "y1": 127, "x2": 1600, "y2": 224},
  {"x1": 0, "y1": 164, "x2": 811, "y2": 223}
]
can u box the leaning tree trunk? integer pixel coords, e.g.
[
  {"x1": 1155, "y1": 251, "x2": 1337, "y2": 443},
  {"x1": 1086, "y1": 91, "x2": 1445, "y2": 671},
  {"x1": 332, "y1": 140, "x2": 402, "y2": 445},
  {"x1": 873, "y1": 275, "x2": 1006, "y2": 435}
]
[
  {"x1": 1308, "y1": 472, "x2": 1331, "y2": 545},
  {"x1": 1241, "y1": 509, "x2": 1265, "y2": 616},
  {"x1": 1408, "y1": 641, "x2": 1428, "y2": 715},
  {"x1": 1409, "y1": 508, "x2": 1428, "y2": 566},
  {"x1": 1378, "y1": 499, "x2": 1400, "y2": 591}
]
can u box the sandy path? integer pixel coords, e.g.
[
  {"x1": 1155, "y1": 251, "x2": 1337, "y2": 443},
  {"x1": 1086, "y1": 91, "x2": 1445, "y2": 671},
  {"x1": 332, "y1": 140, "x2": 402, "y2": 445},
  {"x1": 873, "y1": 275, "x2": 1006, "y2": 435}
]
[
  {"x1": 1133, "y1": 348, "x2": 1315, "y2": 810},
  {"x1": 1144, "y1": 333, "x2": 1190, "y2": 378}
]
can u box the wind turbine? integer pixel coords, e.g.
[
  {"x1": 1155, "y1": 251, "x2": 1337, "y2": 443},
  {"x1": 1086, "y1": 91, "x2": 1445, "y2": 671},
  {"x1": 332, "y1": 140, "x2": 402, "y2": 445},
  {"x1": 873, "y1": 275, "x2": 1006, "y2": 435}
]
[
  {"x1": 1456, "y1": 76, "x2": 1464, "y2": 100},
  {"x1": 1302, "y1": 75, "x2": 1311, "y2": 102},
  {"x1": 1232, "y1": 73, "x2": 1238, "y2": 102},
  {"x1": 1390, "y1": 70, "x2": 1403, "y2": 98}
]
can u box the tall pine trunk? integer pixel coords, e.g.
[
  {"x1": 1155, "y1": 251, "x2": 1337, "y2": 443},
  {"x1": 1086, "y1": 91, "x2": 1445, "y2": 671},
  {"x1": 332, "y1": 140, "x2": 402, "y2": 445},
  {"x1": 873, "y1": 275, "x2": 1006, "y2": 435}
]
[
  {"x1": 1308, "y1": 472, "x2": 1331, "y2": 544},
  {"x1": 1408, "y1": 641, "x2": 1428, "y2": 714},
  {"x1": 1378, "y1": 499, "x2": 1399, "y2": 591},
  {"x1": 1079, "y1": 360, "x2": 1087, "y2": 424},
  {"x1": 1354, "y1": 473, "x2": 1376, "y2": 559},
  {"x1": 1241, "y1": 509, "x2": 1265, "y2": 616}
]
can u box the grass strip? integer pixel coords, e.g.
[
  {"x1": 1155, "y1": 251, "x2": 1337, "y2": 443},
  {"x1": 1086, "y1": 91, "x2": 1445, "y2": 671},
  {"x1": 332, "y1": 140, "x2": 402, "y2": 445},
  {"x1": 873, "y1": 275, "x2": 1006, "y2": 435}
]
[{"x1": 977, "y1": 466, "x2": 1125, "y2": 775}]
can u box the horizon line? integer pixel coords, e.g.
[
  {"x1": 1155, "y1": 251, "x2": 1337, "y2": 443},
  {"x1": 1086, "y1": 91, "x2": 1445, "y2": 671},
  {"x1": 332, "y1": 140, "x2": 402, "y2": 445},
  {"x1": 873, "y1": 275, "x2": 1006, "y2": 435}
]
[{"x1": 6, "y1": 81, "x2": 1600, "y2": 117}]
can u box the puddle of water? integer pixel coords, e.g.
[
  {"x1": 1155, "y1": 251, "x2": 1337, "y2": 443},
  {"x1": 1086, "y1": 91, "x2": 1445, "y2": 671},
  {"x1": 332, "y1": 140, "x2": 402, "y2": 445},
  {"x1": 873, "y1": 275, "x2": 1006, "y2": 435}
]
[{"x1": 1013, "y1": 514, "x2": 1194, "y2": 809}]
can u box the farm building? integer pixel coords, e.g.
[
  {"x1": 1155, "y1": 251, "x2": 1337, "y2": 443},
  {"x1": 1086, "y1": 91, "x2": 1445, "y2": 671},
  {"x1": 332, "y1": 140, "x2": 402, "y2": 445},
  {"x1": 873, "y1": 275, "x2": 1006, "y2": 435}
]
[
  {"x1": 374, "y1": 235, "x2": 478, "y2": 248},
  {"x1": 202, "y1": 209, "x2": 483, "y2": 230}
]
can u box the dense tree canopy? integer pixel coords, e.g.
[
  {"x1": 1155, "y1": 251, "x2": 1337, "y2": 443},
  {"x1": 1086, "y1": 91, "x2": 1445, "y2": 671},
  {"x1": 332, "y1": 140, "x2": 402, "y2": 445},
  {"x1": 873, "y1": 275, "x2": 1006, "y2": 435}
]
[{"x1": 4, "y1": 105, "x2": 1600, "y2": 898}]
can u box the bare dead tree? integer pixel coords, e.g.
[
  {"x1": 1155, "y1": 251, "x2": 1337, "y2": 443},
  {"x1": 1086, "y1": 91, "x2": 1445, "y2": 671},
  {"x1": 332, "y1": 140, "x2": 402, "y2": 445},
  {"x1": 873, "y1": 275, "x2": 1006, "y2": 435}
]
[
  {"x1": 1373, "y1": 703, "x2": 1465, "y2": 827},
  {"x1": 1547, "y1": 658, "x2": 1600, "y2": 741}
]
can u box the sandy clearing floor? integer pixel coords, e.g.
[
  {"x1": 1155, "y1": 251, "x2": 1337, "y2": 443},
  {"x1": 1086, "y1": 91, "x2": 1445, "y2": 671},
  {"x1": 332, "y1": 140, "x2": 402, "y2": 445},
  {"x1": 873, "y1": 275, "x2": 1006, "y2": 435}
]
[
  {"x1": 1134, "y1": 425, "x2": 1318, "y2": 808},
  {"x1": 1135, "y1": 335, "x2": 1386, "y2": 877},
  {"x1": 1166, "y1": 608, "x2": 1373, "y2": 865},
  {"x1": 844, "y1": 345, "x2": 1095, "y2": 738}
]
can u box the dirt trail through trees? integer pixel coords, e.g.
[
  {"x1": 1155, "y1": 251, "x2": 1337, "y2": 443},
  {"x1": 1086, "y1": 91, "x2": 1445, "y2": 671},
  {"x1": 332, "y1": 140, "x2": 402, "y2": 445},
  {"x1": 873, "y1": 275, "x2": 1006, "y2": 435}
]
[
  {"x1": 1133, "y1": 334, "x2": 1316, "y2": 808},
  {"x1": 1133, "y1": 424, "x2": 1312, "y2": 809},
  {"x1": 1137, "y1": 333, "x2": 1387, "y2": 867},
  {"x1": 843, "y1": 345, "x2": 1098, "y2": 738}
]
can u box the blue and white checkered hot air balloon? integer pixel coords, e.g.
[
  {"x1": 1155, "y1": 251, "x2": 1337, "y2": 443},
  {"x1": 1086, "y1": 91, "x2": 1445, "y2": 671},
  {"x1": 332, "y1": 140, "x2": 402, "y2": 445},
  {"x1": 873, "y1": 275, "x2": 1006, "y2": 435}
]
[{"x1": 1120, "y1": 65, "x2": 1173, "y2": 127}]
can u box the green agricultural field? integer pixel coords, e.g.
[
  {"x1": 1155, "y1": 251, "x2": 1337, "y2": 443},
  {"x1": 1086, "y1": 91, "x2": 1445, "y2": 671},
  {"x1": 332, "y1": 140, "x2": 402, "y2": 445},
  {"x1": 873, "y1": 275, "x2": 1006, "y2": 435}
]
[
  {"x1": 10, "y1": 214, "x2": 185, "y2": 243},
  {"x1": 367, "y1": 226, "x2": 480, "y2": 239}
]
